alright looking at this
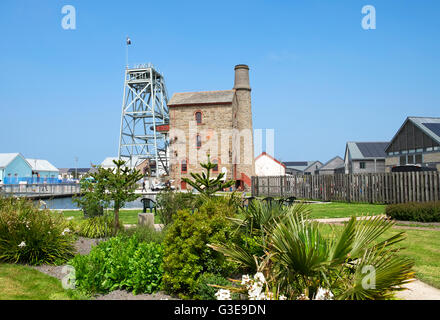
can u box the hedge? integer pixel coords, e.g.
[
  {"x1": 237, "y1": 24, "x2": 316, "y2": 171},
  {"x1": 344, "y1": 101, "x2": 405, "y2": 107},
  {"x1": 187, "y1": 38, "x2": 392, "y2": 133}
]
[{"x1": 385, "y1": 201, "x2": 440, "y2": 222}]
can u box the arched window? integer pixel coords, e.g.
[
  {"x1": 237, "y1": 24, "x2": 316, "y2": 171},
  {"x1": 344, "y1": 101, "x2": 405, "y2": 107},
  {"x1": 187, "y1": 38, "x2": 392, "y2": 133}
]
[
  {"x1": 196, "y1": 135, "x2": 202, "y2": 148},
  {"x1": 212, "y1": 159, "x2": 219, "y2": 173},
  {"x1": 181, "y1": 159, "x2": 187, "y2": 173},
  {"x1": 195, "y1": 111, "x2": 202, "y2": 124}
]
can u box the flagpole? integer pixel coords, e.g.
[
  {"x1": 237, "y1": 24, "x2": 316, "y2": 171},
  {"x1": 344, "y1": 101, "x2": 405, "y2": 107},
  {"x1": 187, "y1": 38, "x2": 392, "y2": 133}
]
[{"x1": 126, "y1": 42, "x2": 128, "y2": 68}]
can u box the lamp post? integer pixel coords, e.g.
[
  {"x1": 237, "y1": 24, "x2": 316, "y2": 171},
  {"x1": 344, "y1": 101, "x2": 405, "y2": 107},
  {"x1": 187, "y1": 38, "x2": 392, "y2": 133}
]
[{"x1": 75, "y1": 157, "x2": 78, "y2": 180}]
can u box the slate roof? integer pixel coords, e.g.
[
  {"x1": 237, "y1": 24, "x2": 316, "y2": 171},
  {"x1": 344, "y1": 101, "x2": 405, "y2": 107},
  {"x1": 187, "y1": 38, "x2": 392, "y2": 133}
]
[
  {"x1": 283, "y1": 161, "x2": 322, "y2": 172},
  {"x1": 408, "y1": 117, "x2": 440, "y2": 145},
  {"x1": 346, "y1": 142, "x2": 389, "y2": 160},
  {"x1": 168, "y1": 90, "x2": 235, "y2": 106}
]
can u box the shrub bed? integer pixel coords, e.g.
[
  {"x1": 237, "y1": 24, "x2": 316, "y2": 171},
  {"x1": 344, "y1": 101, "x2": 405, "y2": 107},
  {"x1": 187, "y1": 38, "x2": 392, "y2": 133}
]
[
  {"x1": 70, "y1": 235, "x2": 163, "y2": 295},
  {"x1": 162, "y1": 197, "x2": 238, "y2": 299},
  {"x1": 0, "y1": 197, "x2": 76, "y2": 265},
  {"x1": 386, "y1": 201, "x2": 440, "y2": 222}
]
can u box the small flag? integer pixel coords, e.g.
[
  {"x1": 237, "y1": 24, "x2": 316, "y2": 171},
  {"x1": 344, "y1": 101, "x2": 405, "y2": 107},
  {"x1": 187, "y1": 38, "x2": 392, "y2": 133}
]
[{"x1": 126, "y1": 37, "x2": 131, "y2": 45}]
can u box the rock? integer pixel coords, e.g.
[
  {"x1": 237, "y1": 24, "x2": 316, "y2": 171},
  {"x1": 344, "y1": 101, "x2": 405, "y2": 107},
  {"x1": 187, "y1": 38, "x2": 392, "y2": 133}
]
[{"x1": 138, "y1": 213, "x2": 154, "y2": 227}]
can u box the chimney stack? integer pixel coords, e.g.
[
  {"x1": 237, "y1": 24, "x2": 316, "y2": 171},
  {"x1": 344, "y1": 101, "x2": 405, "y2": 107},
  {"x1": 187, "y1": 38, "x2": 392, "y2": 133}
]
[{"x1": 234, "y1": 64, "x2": 251, "y2": 91}]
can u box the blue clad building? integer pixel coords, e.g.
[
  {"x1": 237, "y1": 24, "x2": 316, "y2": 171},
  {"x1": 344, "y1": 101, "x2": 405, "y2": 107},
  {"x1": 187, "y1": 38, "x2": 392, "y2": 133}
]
[{"x1": 0, "y1": 153, "x2": 33, "y2": 183}]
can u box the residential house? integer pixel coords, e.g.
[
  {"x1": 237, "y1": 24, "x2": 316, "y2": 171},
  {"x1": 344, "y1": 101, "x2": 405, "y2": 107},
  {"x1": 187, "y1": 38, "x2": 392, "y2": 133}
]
[
  {"x1": 283, "y1": 161, "x2": 323, "y2": 175},
  {"x1": 316, "y1": 156, "x2": 344, "y2": 175},
  {"x1": 255, "y1": 152, "x2": 285, "y2": 176},
  {"x1": 385, "y1": 117, "x2": 440, "y2": 172},
  {"x1": 344, "y1": 142, "x2": 388, "y2": 174}
]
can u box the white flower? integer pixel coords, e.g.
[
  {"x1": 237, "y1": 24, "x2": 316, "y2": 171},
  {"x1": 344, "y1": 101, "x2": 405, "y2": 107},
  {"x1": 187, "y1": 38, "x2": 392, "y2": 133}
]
[
  {"x1": 241, "y1": 274, "x2": 252, "y2": 287},
  {"x1": 61, "y1": 228, "x2": 71, "y2": 236},
  {"x1": 279, "y1": 295, "x2": 287, "y2": 300},
  {"x1": 297, "y1": 293, "x2": 310, "y2": 300},
  {"x1": 254, "y1": 272, "x2": 265, "y2": 284},
  {"x1": 248, "y1": 283, "x2": 263, "y2": 300},
  {"x1": 18, "y1": 241, "x2": 26, "y2": 248},
  {"x1": 314, "y1": 287, "x2": 334, "y2": 300},
  {"x1": 215, "y1": 289, "x2": 231, "y2": 300}
]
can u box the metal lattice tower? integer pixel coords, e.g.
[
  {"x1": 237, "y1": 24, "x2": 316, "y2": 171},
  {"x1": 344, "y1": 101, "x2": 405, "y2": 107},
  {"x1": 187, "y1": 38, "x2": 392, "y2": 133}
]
[{"x1": 118, "y1": 63, "x2": 169, "y2": 176}]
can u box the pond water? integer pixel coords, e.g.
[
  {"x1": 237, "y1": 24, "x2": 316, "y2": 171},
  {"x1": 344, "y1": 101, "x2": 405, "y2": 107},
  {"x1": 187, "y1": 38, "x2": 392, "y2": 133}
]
[{"x1": 36, "y1": 196, "x2": 145, "y2": 210}]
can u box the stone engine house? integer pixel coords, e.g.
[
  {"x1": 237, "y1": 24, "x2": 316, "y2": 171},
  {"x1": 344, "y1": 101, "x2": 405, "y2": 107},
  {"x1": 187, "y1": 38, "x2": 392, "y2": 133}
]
[{"x1": 167, "y1": 65, "x2": 255, "y2": 190}]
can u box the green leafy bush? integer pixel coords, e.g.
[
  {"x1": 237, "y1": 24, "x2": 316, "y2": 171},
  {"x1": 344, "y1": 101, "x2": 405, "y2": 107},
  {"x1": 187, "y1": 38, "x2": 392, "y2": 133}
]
[
  {"x1": 386, "y1": 201, "x2": 440, "y2": 222},
  {"x1": 162, "y1": 197, "x2": 238, "y2": 299},
  {"x1": 77, "y1": 215, "x2": 119, "y2": 238},
  {"x1": 0, "y1": 197, "x2": 75, "y2": 265},
  {"x1": 70, "y1": 235, "x2": 163, "y2": 295},
  {"x1": 156, "y1": 191, "x2": 201, "y2": 226},
  {"x1": 195, "y1": 273, "x2": 238, "y2": 300}
]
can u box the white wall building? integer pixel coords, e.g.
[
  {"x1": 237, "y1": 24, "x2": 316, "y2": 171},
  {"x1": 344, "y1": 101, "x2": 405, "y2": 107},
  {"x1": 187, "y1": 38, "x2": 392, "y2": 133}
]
[{"x1": 255, "y1": 152, "x2": 286, "y2": 176}]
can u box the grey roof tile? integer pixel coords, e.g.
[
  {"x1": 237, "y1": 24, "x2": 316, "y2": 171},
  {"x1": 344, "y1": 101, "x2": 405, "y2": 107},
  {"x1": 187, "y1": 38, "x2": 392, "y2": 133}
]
[{"x1": 168, "y1": 90, "x2": 235, "y2": 106}]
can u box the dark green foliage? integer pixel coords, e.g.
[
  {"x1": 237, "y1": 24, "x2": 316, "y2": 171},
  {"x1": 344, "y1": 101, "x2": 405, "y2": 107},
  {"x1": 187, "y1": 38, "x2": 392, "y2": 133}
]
[
  {"x1": 0, "y1": 197, "x2": 75, "y2": 265},
  {"x1": 194, "y1": 273, "x2": 239, "y2": 300},
  {"x1": 162, "y1": 197, "x2": 237, "y2": 299},
  {"x1": 182, "y1": 155, "x2": 234, "y2": 196},
  {"x1": 70, "y1": 235, "x2": 163, "y2": 295},
  {"x1": 386, "y1": 201, "x2": 440, "y2": 222},
  {"x1": 156, "y1": 191, "x2": 201, "y2": 226}
]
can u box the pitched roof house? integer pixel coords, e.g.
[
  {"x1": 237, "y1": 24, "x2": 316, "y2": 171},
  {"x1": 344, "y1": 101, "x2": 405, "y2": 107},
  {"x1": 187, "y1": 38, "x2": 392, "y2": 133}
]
[
  {"x1": 344, "y1": 142, "x2": 389, "y2": 173},
  {"x1": 283, "y1": 161, "x2": 323, "y2": 175},
  {"x1": 255, "y1": 152, "x2": 285, "y2": 176},
  {"x1": 316, "y1": 156, "x2": 344, "y2": 175},
  {"x1": 385, "y1": 116, "x2": 440, "y2": 171}
]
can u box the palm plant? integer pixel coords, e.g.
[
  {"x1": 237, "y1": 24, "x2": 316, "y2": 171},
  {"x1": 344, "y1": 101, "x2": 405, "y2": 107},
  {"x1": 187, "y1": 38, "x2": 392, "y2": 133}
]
[{"x1": 209, "y1": 202, "x2": 414, "y2": 300}]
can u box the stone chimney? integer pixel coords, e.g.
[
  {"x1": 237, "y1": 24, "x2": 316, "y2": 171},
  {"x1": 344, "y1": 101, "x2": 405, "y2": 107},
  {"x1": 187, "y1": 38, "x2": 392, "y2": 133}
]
[
  {"x1": 233, "y1": 64, "x2": 255, "y2": 188},
  {"x1": 234, "y1": 64, "x2": 251, "y2": 91}
]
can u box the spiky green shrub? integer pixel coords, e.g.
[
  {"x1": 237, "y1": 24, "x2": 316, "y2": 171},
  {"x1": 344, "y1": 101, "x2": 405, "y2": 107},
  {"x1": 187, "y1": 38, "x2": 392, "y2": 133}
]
[
  {"x1": 70, "y1": 235, "x2": 163, "y2": 295},
  {"x1": 77, "y1": 215, "x2": 119, "y2": 238},
  {"x1": 0, "y1": 197, "x2": 75, "y2": 265},
  {"x1": 210, "y1": 201, "x2": 415, "y2": 300}
]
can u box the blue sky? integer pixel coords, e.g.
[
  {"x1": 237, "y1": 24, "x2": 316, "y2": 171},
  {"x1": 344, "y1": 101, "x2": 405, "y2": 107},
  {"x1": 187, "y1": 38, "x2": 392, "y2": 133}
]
[{"x1": 0, "y1": 0, "x2": 439, "y2": 168}]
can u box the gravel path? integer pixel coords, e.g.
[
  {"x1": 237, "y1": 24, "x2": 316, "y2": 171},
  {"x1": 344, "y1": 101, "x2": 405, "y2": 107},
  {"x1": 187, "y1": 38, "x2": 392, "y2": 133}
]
[{"x1": 396, "y1": 280, "x2": 440, "y2": 300}]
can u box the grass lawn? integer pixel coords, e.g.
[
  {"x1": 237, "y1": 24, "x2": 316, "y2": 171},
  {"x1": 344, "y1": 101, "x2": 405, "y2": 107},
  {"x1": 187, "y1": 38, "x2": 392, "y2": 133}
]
[
  {"x1": 0, "y1": 264, "x2": 83, "y2": 300},
  {"x1": 58, "y1": 209, "x2": 161, "y2": 224},
  {"x1": 320, "y1": 223, "x2": 440, "y2": 289},
  {"x1": 308, "y1": 202, "x2": 386, "y2": 219}
]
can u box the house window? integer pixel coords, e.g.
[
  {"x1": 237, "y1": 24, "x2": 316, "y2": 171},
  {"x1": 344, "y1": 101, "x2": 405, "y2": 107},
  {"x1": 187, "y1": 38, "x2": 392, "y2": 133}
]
[
  {"x1": 407, "y1": 155, "x2": 415, "y2": 164},
  {"x1": 196, "y1": 135, "x2": 202, "y2": 148},
  {"x1": 181, "y1": 160, "x2": 187, "y2": 173},
  {"x1": 399, "y1": 155, "x2": 406, "y2": 165},
  {"x1": 415, "y1": 154, "x2": 423, "y2": 164},
  {"x1": 212, "y1": 159, "x2": 219, "y2": 172},
  {"x1": 195, "y1": 111, "x2": 202, "y2": 124},
  {"x1": 360, "y1": 162, "x2": 366, "y2": 169}
]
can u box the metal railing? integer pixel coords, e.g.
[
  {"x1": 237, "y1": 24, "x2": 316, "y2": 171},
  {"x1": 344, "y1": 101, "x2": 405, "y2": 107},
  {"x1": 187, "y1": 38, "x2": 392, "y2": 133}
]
[{"x1": 0, "y1": 183, "x2": 81, "y2": 198}]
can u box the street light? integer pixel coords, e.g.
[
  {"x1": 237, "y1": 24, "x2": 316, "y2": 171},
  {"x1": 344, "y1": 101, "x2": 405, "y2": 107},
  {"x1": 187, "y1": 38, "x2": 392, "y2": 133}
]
[{"x1": 75, "y1": 157, "x2": 78, "y2": 180}]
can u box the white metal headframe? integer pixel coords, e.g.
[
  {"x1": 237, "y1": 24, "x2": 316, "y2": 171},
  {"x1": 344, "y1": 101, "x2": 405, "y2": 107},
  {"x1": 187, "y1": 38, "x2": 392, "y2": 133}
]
[{"x1": 118, "y1": 63, "x2": 169, "y2": 176}]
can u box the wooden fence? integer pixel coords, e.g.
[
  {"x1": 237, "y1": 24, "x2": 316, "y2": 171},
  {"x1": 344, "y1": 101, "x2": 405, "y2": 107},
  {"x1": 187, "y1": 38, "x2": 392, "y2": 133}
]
[{"x1": 251, "y1": 172, "x2": 440, "y2": 204}]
